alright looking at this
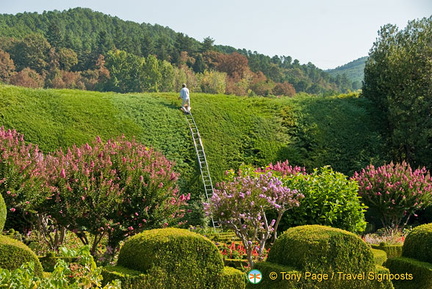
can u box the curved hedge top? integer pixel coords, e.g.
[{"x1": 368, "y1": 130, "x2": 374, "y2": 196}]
[
  {"x1": 0, "y1": 194, "x2": 6, "y2": 232},
  {"x1": 403, "y1": 223, "x2": 432, "y2": 263},
  {"x1": 0, "y1": 234, "x2": 43, "y2": 276},
  {"x1": 267, "y1": 225, "x2": 375, "y2": 272},
  {"x1": 117, "y1": 228, "x2": 224, "y2": 278}
]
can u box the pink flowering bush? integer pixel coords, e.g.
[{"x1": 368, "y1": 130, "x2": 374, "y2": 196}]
[
  {"x1": 352, "y1": 161, "x2": 432, "y2": 231},
  {"x1": 0, "y1": 128, "x2": 189, "y2": 257},
  {"x1": 204, "y1": 165, "x2": 303, "y2": 267},
  {"x1": 45, "y1": 136, "x2": 190, "y2": 256},
  {"x1": 0, "y1": 127, "x2": 49, "y2": 229}
]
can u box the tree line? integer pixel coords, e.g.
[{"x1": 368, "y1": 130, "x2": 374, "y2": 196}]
[{"x1": 0, "y1": 7, "x2": 355, "y2": 95}]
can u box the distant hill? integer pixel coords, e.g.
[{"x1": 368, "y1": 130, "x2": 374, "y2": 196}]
[
  {"x1": 327, "y1": 56, "x2": 367, "y2": 90},
  {"x1": 0, "y1": 7, "x2": 358, "y2": 95}
]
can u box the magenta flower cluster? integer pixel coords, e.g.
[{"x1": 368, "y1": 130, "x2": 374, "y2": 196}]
[{"x1": 352, "y1": 161, "x2": 432, "y2": 230}]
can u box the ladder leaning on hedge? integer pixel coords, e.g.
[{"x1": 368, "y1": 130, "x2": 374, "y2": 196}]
[{"x1": 184, "y1": 112, "x2": 218, "y2": 229}]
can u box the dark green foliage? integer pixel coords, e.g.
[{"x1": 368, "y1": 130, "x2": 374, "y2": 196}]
[
  {"x1": 379, "y1": 224, "x2": 432, "y2": 289},
  {"x1": 253, "y1": 225, "x2": 393, "y2": 289},
  {"x1": 384, "y1": 257, "x2": 430, "y2": 289},
  {"x1": 362, "y1": 17, "x2": 432, "y2": 169},
  {"x1": 0, "y1": 235, "x2": 43, "y2": 276},
  {"x1": 0, "y1": 194, "x2": 5, "y2": 232},
  {"x1": 277, "y1": 93, "x2": 386, "y2": 175},
  {"x1": 110, "y1": 228, "x2": 245, "y2": 289},
  {"x1": 371, "y1": 244, "x2": 403, "y2": 259},
  {"x1": 402, "y1": 223, "x2": 432, "y2": 264}
]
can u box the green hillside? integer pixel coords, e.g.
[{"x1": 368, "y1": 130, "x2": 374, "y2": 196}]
[
  {"x1": 327, "y1": 56, "x2": 367, "y2": 90},
  {"x1": 0, "y1": 85, "x2": 386, "y2": 198}
]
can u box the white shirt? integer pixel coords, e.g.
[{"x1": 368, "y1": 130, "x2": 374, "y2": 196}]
[{"x1": 180, "y1": 87, "x2": 190, "y2": 100}]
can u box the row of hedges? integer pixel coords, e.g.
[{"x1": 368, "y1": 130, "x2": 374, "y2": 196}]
[{"x1": 0, "y1": 85, "x2": 386, "y2": 181}]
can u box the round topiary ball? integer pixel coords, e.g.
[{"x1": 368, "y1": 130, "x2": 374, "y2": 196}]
[
  {"x1": 0, "y1": 235, "x2": 43, "y2": 276},
  {"x1": 0, "y1": 194, "x2": 6, "y2": 232},
  {"x1": 268, "y1": 225, "x2": 375, "y2": 273},
  {"x1": 402, "y1": 223, "x2": 432, "y2": 263},
  {"x1": 117, "y1": 228, "x2": 224, "y2": 286}
]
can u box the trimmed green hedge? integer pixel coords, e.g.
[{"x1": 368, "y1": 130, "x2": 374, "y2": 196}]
[
  {"x1": 0, "y1": 234, "x2": 43, "y2": 276},
  {"x1": 0, "y1": 194, "x2": 6, "y2": 232},
  {"x1": 371, "y1": 244, "x2": 403, "y2": 259},
  {"x1": 109, "y1": 228, "x2": 245, "y2": 289},
  {"x1": 402, "y1": 223, "x2": 432, "y2": 263},
  {"x1": 384, "y1": 257, "x2": 430, "y2": 289},
  {"x1": 268, "y1": 225, "x2": 375, "y2": 272},
  {"x1": 372, "y1": 248, "x2": 387, "y2": 266},
  {"x1": 250, "y1": 225, "x2": 393, "y2": 289},
  {"x1": 385, "y1": 223, "x2": 432, "y2": 289}
]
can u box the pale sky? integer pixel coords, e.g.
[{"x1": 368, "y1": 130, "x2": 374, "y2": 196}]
[{"x1": 2, "y1": 0, "x2": 431, "y2": 69}]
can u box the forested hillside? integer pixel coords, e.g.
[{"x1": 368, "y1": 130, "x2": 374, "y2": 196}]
[
  {"x1": 327, "y1": 56, "x2": 367, "y2": 90},
  {"x1": 0, "y1": 8, "x2": 356, "y2": 95}
]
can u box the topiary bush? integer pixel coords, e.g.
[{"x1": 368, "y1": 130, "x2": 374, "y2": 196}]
[
  {"x1": 0, "y1": 194, "x2": 6, "y2": 232},
  {"x1": 0, "y1": 234, "x2": 43, "y2": 277},
  {"x1": 106, "y1": 228, "x2": 245, "y2": 289},
  {"x1": 268, "y1": 225, "x2": 374, "y2": 272},
  {"x1": 385, "y1": 223, "x2": 432, "y2": 289},
  {"x1": 249, "y1": 225, "x2": 393, "y2": 289},
  {"x1": 402, "y1": 223, "x2": 432, "y2": 263}
]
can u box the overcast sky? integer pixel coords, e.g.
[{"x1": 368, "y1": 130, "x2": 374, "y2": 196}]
[{"x1": 2, "y1": 0, "x2": 431, "y2": 69}]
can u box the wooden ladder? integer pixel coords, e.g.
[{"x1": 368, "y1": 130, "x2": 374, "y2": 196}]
[{"x1": 184, "y1": 112, "x2": 218, "y2": 229}]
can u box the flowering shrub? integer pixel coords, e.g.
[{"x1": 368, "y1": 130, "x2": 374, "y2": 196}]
[
  {"x1": 45, "y1": 136, "x2": 190, "y2": 256},
  {"x1": 0, "y1": 127, "x2": 48, "y2": 216},
  {"x1": 353, "y1": 161, "x2": 432, "y2": 231},
  {"x1": 204, "y1": 166, "x2": 303, "y2": 267},
  {"x1": 0, "y1": 128, "x2": 189, "y2": 257}
]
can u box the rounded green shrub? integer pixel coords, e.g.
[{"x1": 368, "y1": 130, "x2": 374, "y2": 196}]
[
  {"x1": 268, "y1": 225, "x2": 375, "y2": 273},
  {"x1": 402, "y1": 223, "x2": 432, "y2": 263},
  {"x1": 0, "y1": 194, "x2": 6, "y2": 232},
  {"x1": 117, "y1": 228, "x2": 225, "y2": 288},
  {"x1": 0, "y1": 234, "x2": 43, "y2": 276}
]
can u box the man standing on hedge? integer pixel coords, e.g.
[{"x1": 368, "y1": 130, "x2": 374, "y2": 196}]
[{"x1": 179, "y1": 83, "x2": 191, "y2": 114}]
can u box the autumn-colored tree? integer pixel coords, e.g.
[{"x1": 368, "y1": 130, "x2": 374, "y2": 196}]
[
  {"x1": 249, "y1": 71, "x2": 275, "y2": 96},
  {"x1": 9, "y1": 68, "x2": 44, "y2": 88},
  {"x1": 215, "y1": 52, "x2": 249, "y2": 80},
  {"x1": 273, "y1": 82, "x2": 296, "y2": 97},
  {"x1": 0, "y1": 49, "x2": 15, "y2": 83}
]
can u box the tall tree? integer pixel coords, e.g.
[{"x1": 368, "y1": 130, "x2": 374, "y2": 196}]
[
  {"x1": 0, "y1": 49, "x2": 16, "y2": 83},
  {"x1": 363, "y1": 17, "x2": 432, "y2": 168},
  {"x1": 11, "y1": 34, "x2": 51, "y2": 73}
]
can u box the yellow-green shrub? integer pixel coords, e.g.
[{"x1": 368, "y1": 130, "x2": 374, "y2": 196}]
[
  {"x1": 0, "y1": 194, "x2": 5, "y2": 232},
  {"x1": 0, "y1": 235, "x2": 43, "y2": 276},
  {"x1": 109, "y1": 228, "x2": 245, "y2": 289},
  {"x1": 250, "y1": 225, "x2": 393, "y2": 289}
]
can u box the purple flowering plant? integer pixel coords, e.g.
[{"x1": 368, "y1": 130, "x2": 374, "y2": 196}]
[{"x1": 204, "y1": 164, "x2": 303, "y2": 267}]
